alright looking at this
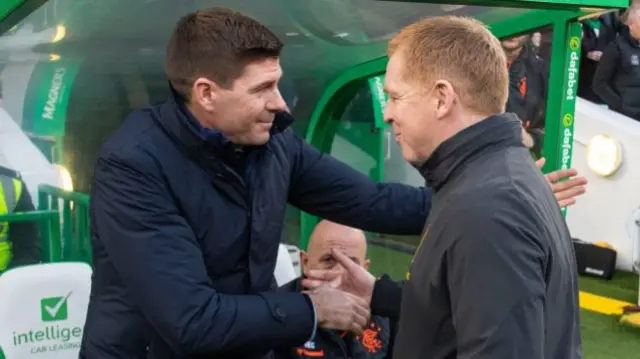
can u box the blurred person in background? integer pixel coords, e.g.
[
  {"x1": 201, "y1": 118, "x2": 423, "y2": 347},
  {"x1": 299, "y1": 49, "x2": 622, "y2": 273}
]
[
  {"x1": 531, "y1": 32, "x2": 541, "y2": 54},
  {"x1": 593, "y1": 7, "x2": 640, "y2": 121},
  {"x1": 502, "y1": 33, "x2": 548, "y2": 157},
  {"x1": 0, "y1": 165, "x2": 40, "y2": 273},
  {"x1": 579, "y1": 11, "x2": 624, "y2": 103}
]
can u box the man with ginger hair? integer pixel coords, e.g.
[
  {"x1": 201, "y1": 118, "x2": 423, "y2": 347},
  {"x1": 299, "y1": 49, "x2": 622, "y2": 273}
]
[{"x1": 304, "y1": 16, "x2": 582, "y2": 359}]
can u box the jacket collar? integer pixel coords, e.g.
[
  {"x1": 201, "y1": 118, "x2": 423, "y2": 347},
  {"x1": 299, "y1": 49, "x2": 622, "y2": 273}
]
[
  {"x1": 419, "y1": 113, "x2": 524, "y2": 191},
  {"x1": 155, "y1": 84, "x2": 294, "y2": 155}
]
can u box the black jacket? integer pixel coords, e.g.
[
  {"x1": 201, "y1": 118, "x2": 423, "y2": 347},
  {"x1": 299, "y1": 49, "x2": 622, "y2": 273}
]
[
  {"x1": 371, "y1": 114, "x2": 582, "y2": 359},
  {"x1": 593, "y1": 28, "x2": 640, "y2": 121},
  {"x1": 277, "y1": 277, "x2": 394, "y2": 359},
  {"x1": 579, "y1": 14, "x2": 623, "y2": 103},
  {"x1": 81, "y1": 90, "x2": 431, "y2": 359},
  {"x1": 0, "y1": 166, "x2": 40, "y2": 269}
]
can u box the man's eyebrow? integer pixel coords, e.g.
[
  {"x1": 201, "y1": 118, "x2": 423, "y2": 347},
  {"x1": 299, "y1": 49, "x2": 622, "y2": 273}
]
[
  {"x1": 250, "y1": 80, "x2": 276, "y2": 91},
  {"x1": 384, "y1": 86, "x2": 397, "y2": 96}
]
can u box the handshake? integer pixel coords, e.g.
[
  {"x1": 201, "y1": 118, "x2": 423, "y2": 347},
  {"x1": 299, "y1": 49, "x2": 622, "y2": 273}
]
[{"x1": 303, "y1": 249, "x2": 377, "y2": 335}]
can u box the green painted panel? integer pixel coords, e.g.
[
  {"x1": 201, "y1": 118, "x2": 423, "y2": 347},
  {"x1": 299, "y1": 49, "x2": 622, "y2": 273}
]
[
  {"x1": 22, "y1": 60, "x2": 81, "y2": 138},
  {"x1": 368, "y1": 75, "x2": 388, "y2": 129},
  {"x1": 376, "y1": 0, "x2": 628, "y2": 9},
  {"x1": 0, "y1": 0, "x2": 23, "y2": 22},
  {"x1": 557, "y1": 24, "x2": 582, "y2": 173},
  {"x1": 486, "y1": 0, "x2": 628, "y2": 7},
  {"x1": 542, "y1": 21, "x2": 582, "y2": 216}
]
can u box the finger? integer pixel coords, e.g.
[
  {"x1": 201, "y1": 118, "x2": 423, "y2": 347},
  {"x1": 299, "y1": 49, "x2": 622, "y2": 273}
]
[
  {"x1": 301, "y1": 281, "x2": 338, "y2": 295},
  {"x1": 545, "y1": 168, "x2": 579, "y2": 183},
  {"x1": 353, "y1": 301, "x2": 371, "y2": 322},
  {"x1": 331, "y1": 248, "x2": 365, "y2": 275},
  {"x1": 301, "y1": 290, "x2": 316, "y2": 297},
  {"x1": 350, "y1": 312, "x2": 368, "y2": 336},
  {"x1": 301, "y1": 278, "x2": 335, "y2": 290},
  {"x1": 558, "y1": 198, "x2": 577, "y2": 208},
  {"x1": 348, "y1": 299, "x2": 370, "y2": 336},
  {"x1": 302, "y1": 278, "x2": 342, "y2": 290},
  {"x1": 550, "y1": 177, "x2": 587, "y2": 194},
  {"x1": 348, "y1": 293, "x2": 371, "y2": 320},
  {"x1": 349, "y1": 292, "x2": 370, "y2": 308},
  {"x1": 535, "y1": 157, "x2": 546, "y2": 169},
  {"x1": 554, "y1": 186, "x2": 586, "y2": 202},
  {"x1": 304, "y1": 268, "x2": 342, "y2": 282}
]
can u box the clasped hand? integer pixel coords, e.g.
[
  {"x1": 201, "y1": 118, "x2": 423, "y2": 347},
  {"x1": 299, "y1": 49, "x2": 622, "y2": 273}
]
[{"x1": 304, "y1": 249, "x2": 377, "y2": 335}]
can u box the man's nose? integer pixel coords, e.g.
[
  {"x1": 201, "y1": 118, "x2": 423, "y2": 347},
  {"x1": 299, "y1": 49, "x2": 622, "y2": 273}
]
[
  {"x1": 383, "y1": 106, "x2": 393, "y2": 124},
  {"x1": 267, "y1": 89, "x2": 288, "y2": 113}
]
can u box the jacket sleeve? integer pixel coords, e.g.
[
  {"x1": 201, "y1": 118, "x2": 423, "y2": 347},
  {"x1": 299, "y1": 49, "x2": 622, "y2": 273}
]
[
  {"x1": 444, "y1": 204, "x2": 546, "y2": 359},
  {"x1": 276, "y1": 277, "x2": 301, "y2": 293},
  {"x1": 92, "y1": 152, "x2": 315, "y2": 355},
  {"x1": 287, "y1": 132, "x2": 431, "y2": 235},
  {"x1": 370, "y1": 275, "x2": 403, "y2": 321},
  {"x1": 8, "y1": 184, "x2": 41, "y2": 267},
  {"x1": 592, "y1": 42, "x2": 622, "y2": 109},
  {"x1": 371, "y1": 275, "x2": 403, "y2": 359}
]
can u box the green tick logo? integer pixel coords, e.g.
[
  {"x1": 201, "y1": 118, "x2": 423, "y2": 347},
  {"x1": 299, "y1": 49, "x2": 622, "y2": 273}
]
[{"x1": 40, "y1": 291, "x2": 72, "y2": 322}]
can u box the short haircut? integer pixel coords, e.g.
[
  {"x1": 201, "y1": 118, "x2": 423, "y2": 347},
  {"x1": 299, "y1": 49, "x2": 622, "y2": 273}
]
[
  {"x1": 165, "y1": 7, "x2": 284, "y2": 101},
  {"x1": 388, "y1": 16, "x2": 508, "y2": 116},
  {"x1": 626, "y1": 6, "x2": 640, "y2": 24}
]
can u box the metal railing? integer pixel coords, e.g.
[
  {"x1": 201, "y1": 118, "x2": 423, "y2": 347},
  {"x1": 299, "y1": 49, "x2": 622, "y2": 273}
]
[
  {"x1": 37, "y1": 184, "x2": 91, "y2": 264},
  {"x1": 0, "y1": 210, "x2": 61, "y2": 264}
]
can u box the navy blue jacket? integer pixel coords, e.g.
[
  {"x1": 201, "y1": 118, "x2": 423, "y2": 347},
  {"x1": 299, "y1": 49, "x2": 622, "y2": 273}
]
[{"x1": 80, "y1": 92, "x2": 430, "y2": 359}]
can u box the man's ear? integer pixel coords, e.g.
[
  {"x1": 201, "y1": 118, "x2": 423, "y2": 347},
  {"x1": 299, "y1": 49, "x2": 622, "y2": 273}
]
[
  {"x1": 363, "y1": 258, "x2": 371, "y2": 270},
  {"x1": 192, "y1": 77, "x2": 221, "y2": 112},
  {"x1": 300, "y1": 251, "x2": 309, "y2": 274},
  {"x1": 434, "y1": 80, "x2": 456, "y2": 120}
]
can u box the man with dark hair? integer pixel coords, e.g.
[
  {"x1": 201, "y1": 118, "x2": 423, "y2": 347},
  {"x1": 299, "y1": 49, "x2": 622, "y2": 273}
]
[
  {"x1": 165, "y1": 9, "x2": 283, "y2": 102},
  {"x1": 82, "y1": 8, "x2": 426, "y2": 359},
  {"x1": 82, "y1": 8, "x2": 587, "y2": 359}
]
